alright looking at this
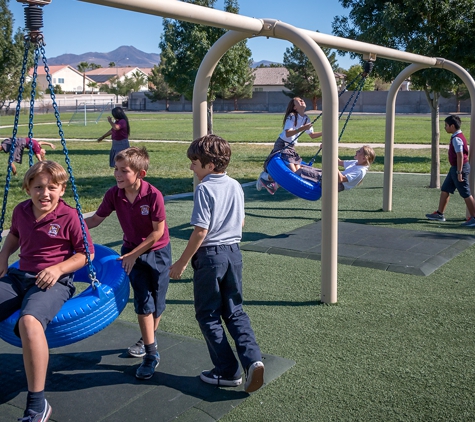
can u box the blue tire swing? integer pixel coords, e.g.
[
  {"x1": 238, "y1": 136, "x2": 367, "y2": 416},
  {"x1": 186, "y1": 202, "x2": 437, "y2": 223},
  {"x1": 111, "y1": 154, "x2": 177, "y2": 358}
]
[
  {"x1": 267, "y1": 61, "x2": 374, "y2": 201},
  {"x1": 0, "y1": 2, "x2": 129, "y2": 349}
]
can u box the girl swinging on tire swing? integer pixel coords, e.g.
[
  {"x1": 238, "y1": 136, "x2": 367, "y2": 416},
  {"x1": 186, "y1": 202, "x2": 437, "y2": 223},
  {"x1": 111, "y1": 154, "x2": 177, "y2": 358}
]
[{"x1": 256, "y1": 97, "x2": 322, "y2": 194}]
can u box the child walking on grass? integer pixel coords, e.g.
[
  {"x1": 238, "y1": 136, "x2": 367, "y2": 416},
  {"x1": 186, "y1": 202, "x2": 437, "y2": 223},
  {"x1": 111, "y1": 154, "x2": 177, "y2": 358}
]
[
  {"x1": 85, "y1": 146, "x2": 171, "y2": 380},
  {"x1": 169, "y1": 134, "x2": 264, "y2": 393}
]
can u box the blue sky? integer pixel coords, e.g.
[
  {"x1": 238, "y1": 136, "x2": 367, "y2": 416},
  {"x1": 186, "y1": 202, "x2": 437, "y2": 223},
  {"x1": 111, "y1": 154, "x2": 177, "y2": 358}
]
[{"x1": 9, "y1": 0, "x2": 358, "y2": 69}]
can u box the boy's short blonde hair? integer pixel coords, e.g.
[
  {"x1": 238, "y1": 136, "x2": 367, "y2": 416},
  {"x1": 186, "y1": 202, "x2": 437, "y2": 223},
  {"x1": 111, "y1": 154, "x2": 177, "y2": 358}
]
[
  {"x1": 362, "y1": 145, "x2": 376, "y2": 165},
  {"x1": 22, "y1": 160, "x2": 68, "y2": 190},
  {"x1": 115, "y1": 147, "x2": 149, "y2": 172}
]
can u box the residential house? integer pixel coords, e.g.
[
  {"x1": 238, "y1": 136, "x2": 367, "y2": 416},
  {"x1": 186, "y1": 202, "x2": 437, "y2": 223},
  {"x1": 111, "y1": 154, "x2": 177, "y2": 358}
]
[
  {"x1": 252, "y1": 67, "x2": 290, "y2": 92},
  {"x1": 252, "y1": 67, "x2": 346, "y2": 92},
  {"x1": 86, "y1": 67, "x2": 149, "y2": 91},
  {"x1": 29, "y1": 65, "x2": 95, "y2": 93}
]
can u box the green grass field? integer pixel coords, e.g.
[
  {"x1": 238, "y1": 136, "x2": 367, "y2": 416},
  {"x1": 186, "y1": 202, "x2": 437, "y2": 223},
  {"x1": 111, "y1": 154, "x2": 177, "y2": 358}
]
[{"x1": 0, "y1": 111, "x2": 471, "y2": 144}]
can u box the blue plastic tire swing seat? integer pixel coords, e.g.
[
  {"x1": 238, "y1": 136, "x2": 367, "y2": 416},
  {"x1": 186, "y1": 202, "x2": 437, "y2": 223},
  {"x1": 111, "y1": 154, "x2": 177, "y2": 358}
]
[
  {"x1": 0, "y1": 2, "x2": 129, "y2": 349},
  {"x1": 267, "y1": 155, "x2": 322, "y2": 201},
  {"x1": 267, "y1": 61, "x2": 374, "y2": 201}
]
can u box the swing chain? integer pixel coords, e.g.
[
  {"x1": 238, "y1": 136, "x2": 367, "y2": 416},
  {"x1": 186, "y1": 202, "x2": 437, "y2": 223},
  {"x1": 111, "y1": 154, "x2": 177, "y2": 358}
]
[
  {"x1": 0, "y1": 40, "x2": 31, "y2": 243},
  {"x1": 41, "y1": 47, "x2": 98, "y2": 283},
  {"x1": 27, "y1": 48, "x2": 41, "y2": 167}
]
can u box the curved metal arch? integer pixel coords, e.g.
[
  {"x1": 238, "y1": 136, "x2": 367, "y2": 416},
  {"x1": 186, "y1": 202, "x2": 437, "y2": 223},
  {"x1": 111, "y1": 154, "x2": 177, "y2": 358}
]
[
  {"x1": 192, "y1": 22, "x2": 340, "y2": 303},
  {"x1": 383, "y1": 61, "x2": 475, "y2": 211}
]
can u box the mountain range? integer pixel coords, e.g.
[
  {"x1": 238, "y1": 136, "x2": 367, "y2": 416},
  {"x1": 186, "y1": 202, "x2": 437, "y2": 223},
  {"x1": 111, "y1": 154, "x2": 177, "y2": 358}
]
[
  {"x1": 47, "y1": 46, "x2": 161, "y2": 68},
  {"x1": 46, "y1": 45, "x2": 277, "y2": 69}
]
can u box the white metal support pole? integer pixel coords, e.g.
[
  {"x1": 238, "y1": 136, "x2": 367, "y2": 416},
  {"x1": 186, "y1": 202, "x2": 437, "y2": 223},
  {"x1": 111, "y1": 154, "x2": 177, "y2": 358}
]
[
  {"x1": 193, "y1": 22, "x2": 339, "y2": 302},
  {"x1": 384, "y1": 64, "x2": 426, "y2": 211},
  {"x1": 274, "y1": 22, "x2": 339, "y2": 303},
  {"x1": 384, "y1": 60, "x2": 475, "y2": 212}
]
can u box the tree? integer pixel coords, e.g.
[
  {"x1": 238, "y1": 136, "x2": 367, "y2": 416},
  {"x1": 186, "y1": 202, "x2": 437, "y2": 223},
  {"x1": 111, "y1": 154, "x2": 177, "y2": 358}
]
[
  {"x1": 77, "y1": 61, "x2": 101, "y2": 94},
  {"x1": 344, "y1": 64, "x2": 375, "y2": 91},
  {"x1": 146, "y1": 62, "x2": 181, "y2": 111},
  {"x1": 100, "y1": 71, "x2": 148, "y2": 102},
  {"x1": 0, "y1": 0, "x2": 33, "y2": 112},
  {"x1": 87, "y1": 81, "x2": 98, "y2": 93},
  {"x1": 217, "y1": 64, "x2": 254, "y2": 111},
  {"x1": 159, "y1": 0, "x2": 254, "y2": 132},
  {"x1": 332, "y1": 0, "x2": 475, "y2": 188},
  {"x1": 282, "y1": 39, "x2": 339, "y2": 110}
]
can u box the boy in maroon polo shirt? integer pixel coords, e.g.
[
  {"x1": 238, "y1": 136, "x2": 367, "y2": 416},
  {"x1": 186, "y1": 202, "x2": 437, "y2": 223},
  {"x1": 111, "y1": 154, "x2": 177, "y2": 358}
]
[
  {"x1": 85, "y1": 146, "x2": 171, "y2": 380},
  {"x1": 426, "y1": 115, "x2": 475, "y2": 226},
  {"x1": 0, "y1": 160, "x2": 94, "y2": 421}
]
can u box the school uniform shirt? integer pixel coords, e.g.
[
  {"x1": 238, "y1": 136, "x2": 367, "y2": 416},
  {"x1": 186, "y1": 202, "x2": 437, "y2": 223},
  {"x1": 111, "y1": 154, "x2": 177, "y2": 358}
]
[
  {"x1": 278, "y1": 114, "x2": 314, "y2": 145},
  {"x1": 10, "y1": 198, "x2": 94, "y2": 273},
  {"x1": 190, "y1": 173, "x2": 244, "y2": 247},
  {"x1": 111, "y1": 119, "x2": 128, "y2": 141},
  {"x1": 341, "y1": 160, "x2": 369, "y2": 190},
  {"x1": 96, "y1": 180, "x2": 169, "y2": 251},
  {"x1": 448, "y1": 130, "x2": 468, "y2": 167},
  {"x1": 1, "y1": 138, "x2": 41, "y2": 163}
]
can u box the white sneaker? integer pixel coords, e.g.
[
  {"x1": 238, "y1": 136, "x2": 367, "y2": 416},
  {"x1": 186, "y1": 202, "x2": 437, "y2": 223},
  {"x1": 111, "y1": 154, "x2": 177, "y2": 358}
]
[{"x1": 244, "y1": 361, "x2": 264, "y2": 393}]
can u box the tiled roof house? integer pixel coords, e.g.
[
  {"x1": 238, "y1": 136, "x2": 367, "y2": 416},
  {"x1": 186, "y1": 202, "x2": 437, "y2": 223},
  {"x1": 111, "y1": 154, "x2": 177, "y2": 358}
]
[{"x1": 29, "y1": 65, "x2": 95, "y2": 93}]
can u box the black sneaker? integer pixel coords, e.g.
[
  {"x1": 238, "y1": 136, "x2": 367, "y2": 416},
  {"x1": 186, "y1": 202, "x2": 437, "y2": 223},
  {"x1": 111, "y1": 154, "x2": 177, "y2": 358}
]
[
  {"x1": 425, "y1": 211, "x2": 445, "y2": 222},
  {"x1": 19, "y1": 399, "x2": 52, "y2": 422},
  {"x1": 200, "y1": 368, "x2": 242, "y2": 387},
  {"x1": 135, "y1": 352, "x2": 160, "y2": 380},
  {"x1": 244, "y1": 361, "x2": 265, "y2": 393},
  {"x1": 128, "y1": 336, "x2": 157, "y2": 358}
]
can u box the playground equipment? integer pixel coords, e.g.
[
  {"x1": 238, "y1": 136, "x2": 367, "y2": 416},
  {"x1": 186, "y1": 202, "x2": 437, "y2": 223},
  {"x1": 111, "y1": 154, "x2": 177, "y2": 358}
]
[
  {"x1": 0, "y1": 0, "x2": 129, "y2": 348},
  {"x1": 81, "y1": 0, "x2": 475, "y2": 304}
]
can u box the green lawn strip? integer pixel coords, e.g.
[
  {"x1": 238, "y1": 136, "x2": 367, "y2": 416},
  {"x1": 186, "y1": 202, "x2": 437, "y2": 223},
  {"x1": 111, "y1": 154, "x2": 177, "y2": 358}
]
[
  {"x1": 0, "y1": 141, "x2": 450, "y2": 228},
  {"x1": 0, "y1": 112, "x2": 470, "y2": 144}
]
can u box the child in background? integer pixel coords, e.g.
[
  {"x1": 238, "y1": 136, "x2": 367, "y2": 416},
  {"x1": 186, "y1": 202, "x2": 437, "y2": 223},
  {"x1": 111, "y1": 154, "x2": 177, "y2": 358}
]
[
  {"x1": 170, "y1": 134, "x2": 265, "y2": 393},
  {"x1": 426, "y1": 115, "x2": 475, "y2": 226},
  {"x1": 1, "y1": 137, "x2": 56, "y2": 175},
  {"x1": 85, "y1": 147, "x2": 171, "y2": 380},
  {"x1": 97, "y1": 106, "x2": 131, "y2": 167},
  {"x1": 337, "y1": 145, "x2": 375, "y2": 191},
  {"x1": 0, "y1": 160, "x2": 94, "y2": 421},
  {"x1": 258, "y1": 97, "x2": 322, "y2": 194}
]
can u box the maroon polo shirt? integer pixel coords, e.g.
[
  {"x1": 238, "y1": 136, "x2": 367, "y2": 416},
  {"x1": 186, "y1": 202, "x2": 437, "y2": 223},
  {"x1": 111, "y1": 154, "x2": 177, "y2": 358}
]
[
  {"x1": 111, "y1": 119, "x2": 128, "y2": 141},
  {"x1": 96, "y1": 180, "x2": 169, "y2": 251},
  {"x1": 10, "y1": 199, "x2": 94, "y2": 273}
]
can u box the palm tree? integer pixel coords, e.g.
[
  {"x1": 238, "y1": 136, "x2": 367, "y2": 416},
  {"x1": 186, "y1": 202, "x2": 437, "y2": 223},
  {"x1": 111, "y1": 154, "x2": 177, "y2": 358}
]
[
  {"x1": 77, "y1": 62, "x2": 102, "y2": 94},
  {"x1": 87, "y1": 81, "x2": 99, "y2": 93},
  {"x1": 77, "y1": 61, "x2": 90, "y2": 94}
]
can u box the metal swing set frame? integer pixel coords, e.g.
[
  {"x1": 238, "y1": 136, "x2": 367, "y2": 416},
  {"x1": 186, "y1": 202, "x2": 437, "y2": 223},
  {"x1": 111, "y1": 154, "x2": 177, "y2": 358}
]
[{"x1": 11, "y1": 0, "x2": 475, "y2": 305}]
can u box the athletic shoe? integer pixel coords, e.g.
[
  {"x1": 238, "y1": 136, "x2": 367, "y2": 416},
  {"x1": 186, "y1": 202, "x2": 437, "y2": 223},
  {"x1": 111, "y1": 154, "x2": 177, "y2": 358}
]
[
  {"x1": 19, "y1": 399, "x2": 52, "y2": 422},
  {"x1": 259, "y1": 178, "x2": 278, "y2": 195},
  {"x1": 200, "y1": 368, "x2": 243, "y2": 387},
  {"x1": 135, "y1": 352, "x2": 160, "y2": 380},
  {"x1": 425, "y1": 211, "x2": 445, "y2": 222},
  {"x1": 461, "y1": 216, "x2": 475, "y2": 227},
  {"x1": 244, "y1": 361, "x2": 265, "y2": 393},
  {"x1": 255, "y1": 178, "x2": 263, "y2": 191},
  {"x1": 128, "y1": 336, "x2": 157, "y2": 358}
]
